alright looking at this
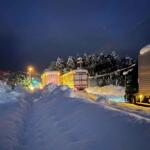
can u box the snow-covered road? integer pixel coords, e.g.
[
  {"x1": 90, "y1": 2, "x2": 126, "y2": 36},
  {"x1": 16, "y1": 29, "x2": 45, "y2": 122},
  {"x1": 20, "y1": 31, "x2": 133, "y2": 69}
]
[{"x1": 0, "y1": 83, "x2": 150, "y2": 150}]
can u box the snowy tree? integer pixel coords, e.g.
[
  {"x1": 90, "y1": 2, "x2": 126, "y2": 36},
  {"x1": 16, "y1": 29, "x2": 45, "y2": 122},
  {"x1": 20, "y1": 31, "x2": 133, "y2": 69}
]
[
  {"x1": 111, "y1": 51, "x2": 119, "y2": 59},
  {"x1": 83, "y1": 53, "x2": 90, "y2": 70},
  {"x1": 125, "y1": 56, "x2": 134, "y2": 66},
  {"x1": 49, "y1": 61, "x2": 56, "y2": 71},
  {"x1": 51, "y1": 50, "x2": 135, "y2": 86},
  {"x1": 7, "y1": 72, "x2": 31, "y2": 89},
  {"x1": 76, "y1": 57, "x2": 83, "y2": 69},
  {"x1": 55, "y1": 57, "x2": 65, "y2": 72},
  {"x1": 66, "y1": 56, "x2": 75, "y2": 70}
]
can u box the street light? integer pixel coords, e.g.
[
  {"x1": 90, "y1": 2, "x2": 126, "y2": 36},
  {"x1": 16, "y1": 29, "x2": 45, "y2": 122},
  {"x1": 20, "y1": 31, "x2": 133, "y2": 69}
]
[
  {"x1": 27, "y1": 66, "x2": 34, "y2": 73},
  {"x1": 27, "y1": 65, "x2": 35, "y2": 80}
]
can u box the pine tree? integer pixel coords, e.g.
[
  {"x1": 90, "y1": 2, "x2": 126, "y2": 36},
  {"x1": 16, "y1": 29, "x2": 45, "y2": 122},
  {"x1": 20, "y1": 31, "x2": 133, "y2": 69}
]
[
  {"x1": 76, "y1": 57, "x2": 83, "y2": 69},
  {"x1": 55, "y1": 57, "x2": 65, "y2": 72},
  {"x1": 66, "y1": 56, "x2": 75, "y2": 70},
  {"x1": 49, "y1": 61, "x2": 56, "y2": 71}
]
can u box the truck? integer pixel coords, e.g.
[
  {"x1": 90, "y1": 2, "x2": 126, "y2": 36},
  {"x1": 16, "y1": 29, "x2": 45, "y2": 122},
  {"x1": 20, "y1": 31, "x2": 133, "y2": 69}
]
[
  {"x1": 125, "y1": 45, "x2": 150, "y2": 104},
  {"x1": 60, "y1": 69, "x2": 88, "y2": 90},
  {"x1": 41, "y1": 71, "x2": 61, "y2": 87}
]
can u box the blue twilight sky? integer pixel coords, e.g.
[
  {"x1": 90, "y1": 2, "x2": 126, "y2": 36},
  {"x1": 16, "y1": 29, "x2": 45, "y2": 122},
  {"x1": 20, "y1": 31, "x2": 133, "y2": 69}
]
[{"x1": 0, "y1": 0, "x2": 150, "y2": 71}]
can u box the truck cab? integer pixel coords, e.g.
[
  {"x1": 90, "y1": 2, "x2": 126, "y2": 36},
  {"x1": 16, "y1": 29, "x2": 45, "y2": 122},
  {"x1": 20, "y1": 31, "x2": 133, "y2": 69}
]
[
  {"x1": 125, "y1": 45, "x2": 150, "y2": 104},
  {"x1": 125, "y1": 64, "x2": 138, "y2": 103}
]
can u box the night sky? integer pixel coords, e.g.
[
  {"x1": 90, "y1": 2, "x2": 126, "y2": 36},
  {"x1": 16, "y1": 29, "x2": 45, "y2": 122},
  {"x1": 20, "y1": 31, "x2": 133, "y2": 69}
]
[{"x1": 0, "y1": 0, "x2": 150, "y2": 71}]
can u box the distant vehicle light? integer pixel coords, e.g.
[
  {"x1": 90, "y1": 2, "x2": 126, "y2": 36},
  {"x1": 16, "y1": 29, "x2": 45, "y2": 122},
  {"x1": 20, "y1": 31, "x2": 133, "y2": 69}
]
[
  {"x1": 139, "y1": 94, "x2": 143, "y2": 99},
  {"x1": 39, "y1": 85, "x2": 44, "y2": 90},
  {"x1": 29, "y1": 86, "x2": 34, "y2": 91}
]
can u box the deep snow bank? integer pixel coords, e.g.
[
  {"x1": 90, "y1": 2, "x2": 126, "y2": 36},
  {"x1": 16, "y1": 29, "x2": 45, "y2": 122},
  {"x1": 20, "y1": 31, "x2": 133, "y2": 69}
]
[
  {"x1": 0, "y1": 81, "x2": 25, "y2": 104},
  {"x1": 86, "y1": 85, "x2": 125, "y2": 96},
  {"x1": 23, "y1": 84, "x2": 150, "y2": 150},
  {"x1": 86, "y1": 85, "x2": 125, "y2": 102},
  {"x1": 0, "y1": 83, "x2": 150, "y2": 150},
  {"x1": 0, "y1": 81, "x2": 30, "y2": 150}
]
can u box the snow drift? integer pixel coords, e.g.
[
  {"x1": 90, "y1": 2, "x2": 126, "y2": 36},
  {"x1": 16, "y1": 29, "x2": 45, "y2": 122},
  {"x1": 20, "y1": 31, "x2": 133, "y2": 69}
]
[
  {"x1": 0, "y1": 82, "x2": 30, "y2": 150},
  {"x1": 86, "y1": 85, "x2": 125, "y2": 97},
  {"x1": 86, "y1": 85, "x2": 125, "y2": 102},
  {"x1": 22, "y1": 85, "x2": 150, "y2": 150},
  {"x1": 0, "y1": 83, "x2": 150, "y2": 150},
  {"x1": 0, "y1": 81, "x2": 25, "y2": 104}
]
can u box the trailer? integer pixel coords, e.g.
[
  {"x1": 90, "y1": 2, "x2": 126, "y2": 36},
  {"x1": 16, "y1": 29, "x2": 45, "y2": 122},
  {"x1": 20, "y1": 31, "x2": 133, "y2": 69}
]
[
  {"x1": 125, "y1": 45, "x2": 150, "y2": 104},
  {"x1": 60, "y1": 69, "x2": 88, "y2": 90},
  {"x1": 41, "y1": 71, "x2": 61, "y2": 87},
  {"x1": 60, "y1": 71, "x2": 74, "y2": 89},
  {"x1": 74, "y1": 69, "x2": 88, "y2": 90}
]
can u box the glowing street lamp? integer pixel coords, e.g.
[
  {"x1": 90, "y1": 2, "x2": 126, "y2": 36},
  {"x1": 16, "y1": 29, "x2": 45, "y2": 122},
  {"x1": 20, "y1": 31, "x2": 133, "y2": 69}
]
[
  {"x1": 27, "y1": 65, "x2": 35, "y2": 80},
  {"x1": 27, "y1": 66, "x2": 34, "y2": 73}
]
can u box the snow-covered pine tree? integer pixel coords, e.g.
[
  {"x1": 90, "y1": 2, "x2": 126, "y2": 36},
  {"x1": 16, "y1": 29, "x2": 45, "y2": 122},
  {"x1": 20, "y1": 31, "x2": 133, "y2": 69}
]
[
  {"x1": 83, "y1": 53, "x2": 88, "y2": 69},
  {"x1": 55, "y1": 57, "x2": 65, "y2": 72},
  {"x1": 49, "y1": 61, "x2": 56, "y2": 71},
  {"x1": 76, "y1": 57, "x2": 83, "y2": 69},
  {"x1": 66, "y1": 56, "x2": 75, "y2": 70}
]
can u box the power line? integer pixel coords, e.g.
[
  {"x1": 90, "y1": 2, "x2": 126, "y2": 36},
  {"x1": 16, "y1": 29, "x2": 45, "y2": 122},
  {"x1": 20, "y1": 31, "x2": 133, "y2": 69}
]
[{"x1": 89, "y1": 64, "x2": 136, "y2": 79}]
